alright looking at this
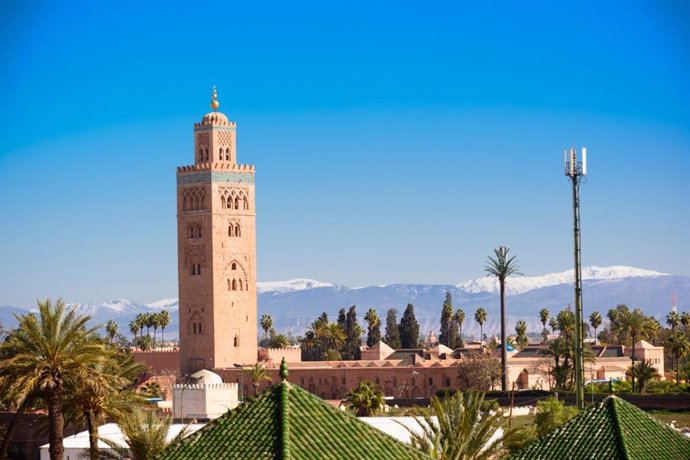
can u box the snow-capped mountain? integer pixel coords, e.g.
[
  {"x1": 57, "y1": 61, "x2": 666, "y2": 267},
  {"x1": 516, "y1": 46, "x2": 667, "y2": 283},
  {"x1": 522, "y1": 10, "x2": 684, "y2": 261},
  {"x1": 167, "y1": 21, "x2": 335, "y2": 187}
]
[
  {"x1": 456, "y1": 265, "x2": 668, "y2": 296},
  {"x1": 1, "y1": 266, "x2": 686, "y2": 340},
  {"x1": 257, "y1": 279, "x2": 335, "y2": 294}
]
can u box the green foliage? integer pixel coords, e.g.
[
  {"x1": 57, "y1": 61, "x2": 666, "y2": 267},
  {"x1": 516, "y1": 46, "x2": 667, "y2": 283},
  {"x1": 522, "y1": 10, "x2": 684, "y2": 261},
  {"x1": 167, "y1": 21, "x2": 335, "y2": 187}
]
[
  {"x1": 589, "y1": 311, "x2": 602, "y2": 343},
  {"x1": 534, "y1": 397, "x2": 578, "y2": 437},
  {"x1": 137, "y1": 334, "x2": 154, "y2": 351},
  {"x1": 474, "y1": 307, "x2": 487, "y2": 344},
  {"x1": 101, "y1": 409, "x2": 189, "y2": 460},
  {"x1": 341, "y1": 306, "x2": 362, "y2": 360},
  {"x1": 364, "y1": 308, "x2": 382, "y2": 347},
  {"x1": 0, "y1": 299, "x2": 109, "y2": 460},
  {"x1": 404, "y1": 391, "x2": 514, "y2": 460},
  {"x1": 345, "y1": 380, "x2": 385, "y2": 416},
  {"x1": 268, "y1": 333, "x2": 290, "y2": 349},
  {"x1": 454, "y1": 309, "x2": 466, "y2": 348},
  {"x1": 260, "y1": 314, "x2": 273, "y2": 340},
  {"x1": 439, "y1": 292, "x2": 459, "y2": 349},
  {"x1": 504, "y1": 424, "x2": 538, "y2": 455},
  {"x1": 399, "y1": 304, "x2": 420, "y2": 349},
  {"x1": 139, "y1": 382, "x2": 165, "y2": 399},
  {"x1": 244, "y1": 363, "x2": 272, "y2": 395},
  {"x1": 646, "y1": 380, "x2": 688, "y2": 394},
  {"x1": 515, "y1": 320, "x2": 529, "y2": 349},
  {"x1": 384, "y1": 308, "x2": 401, "y2": 349},
  {"x1": 627, "y1": 359, "x2": 660, "y2": 393},
  {"x1": 539, "y1": 308, "x2": 550, "y2": 342}
]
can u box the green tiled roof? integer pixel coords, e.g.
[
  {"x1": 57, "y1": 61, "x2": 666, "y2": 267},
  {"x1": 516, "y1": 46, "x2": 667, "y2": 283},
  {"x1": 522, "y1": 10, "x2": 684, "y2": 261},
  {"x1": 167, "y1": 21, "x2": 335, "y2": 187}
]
[
  {"x1": 511, "y1": 396, "x2": 690, "y2": 460},
  {"x1": 159, "y1": 363, "x2": 428, "y2": 459}
]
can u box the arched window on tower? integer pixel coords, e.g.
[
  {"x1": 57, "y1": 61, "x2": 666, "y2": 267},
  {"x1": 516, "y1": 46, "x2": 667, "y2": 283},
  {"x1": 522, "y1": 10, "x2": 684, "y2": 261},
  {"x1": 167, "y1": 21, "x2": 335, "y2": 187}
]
[
  {"x1": 234, "y1": 336, "x2": 239, "y2": 347},
  {"x1": 228, "y1": 225, "x2": 233, "y2": 237},
  {"x1": 234, "y1": 197, "x2": 239, "y2": 209},
  {"x1": 231, "y1": 262, "x2": 237, "y2": 271},
  {"x1": 232, "y1": 279, "x2": 237, "y2": 291},
  {"x1": 197, "y1": 225, "x2": 202, "y2": 238},
  {"x1": 239, "y1": 279, "x2": 243, "y2": 291},
  {"x1": 205, "y1": 148, "x2": 209, "y2": 161},
  {"x1": 227, "y1": 279, "x2": 231, "y2": 290},
  {"x1": 221, "y1": 196, "x2": 226, "y2": 209},
  {"x1": 225, "y1": 148, "x2": 231, "y2": 161},
  {"x1": 198, "y1": 148, "x2": 203, "y2": 162},
  {"x1": 219, "y1": 148, "x2": 223, "y2": 160},
  {"x1": 235, "y1": 224, "x2": 241, "y2": 237},
  {"x1": 243, "y1": 197, "x2": 249, "y2": 210}
]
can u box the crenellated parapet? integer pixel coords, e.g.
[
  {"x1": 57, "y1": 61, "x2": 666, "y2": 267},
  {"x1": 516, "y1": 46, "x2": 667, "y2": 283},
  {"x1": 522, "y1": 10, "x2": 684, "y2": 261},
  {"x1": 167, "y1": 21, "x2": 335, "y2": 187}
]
[
  {"x1": 173, "y1": 383, "x2": 238, "y2": 390},
  {"x1": 177, "y1": 163, "x2": 255, "y2": 173}
]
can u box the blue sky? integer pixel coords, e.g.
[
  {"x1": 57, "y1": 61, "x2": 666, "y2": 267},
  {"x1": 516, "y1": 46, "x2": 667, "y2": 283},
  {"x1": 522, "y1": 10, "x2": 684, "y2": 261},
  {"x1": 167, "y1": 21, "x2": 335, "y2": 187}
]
[{"x1": 1, "y1": 1, "x2": 688, "y2": 308}]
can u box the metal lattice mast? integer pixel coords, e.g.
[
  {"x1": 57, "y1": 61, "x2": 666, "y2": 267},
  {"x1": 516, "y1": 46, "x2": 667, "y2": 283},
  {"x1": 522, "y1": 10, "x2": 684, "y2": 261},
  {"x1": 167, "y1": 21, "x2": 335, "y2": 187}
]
[{"x1": 565, "y1": 146, "x2": 587, "y2": 410}]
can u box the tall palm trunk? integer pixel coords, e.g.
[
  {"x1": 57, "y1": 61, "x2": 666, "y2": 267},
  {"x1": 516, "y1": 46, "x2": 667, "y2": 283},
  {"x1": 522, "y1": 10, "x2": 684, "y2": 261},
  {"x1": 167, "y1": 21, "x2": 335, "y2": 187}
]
[
  {"x1": 500, "y1": 280, "x2": 507, "y2": 391},
  {"x1": 47, "y1": 387, "x2": 65, "y2": 460},
  {"x1": 85, "y1": 409, "x2": 99, "y2": 460}
]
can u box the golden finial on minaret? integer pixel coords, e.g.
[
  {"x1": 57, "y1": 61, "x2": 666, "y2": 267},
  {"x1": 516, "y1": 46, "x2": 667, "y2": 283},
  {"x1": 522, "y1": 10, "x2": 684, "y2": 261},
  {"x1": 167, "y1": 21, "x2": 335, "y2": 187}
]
[{"x1": 210, "y1": 86, "x2": 220, "y2": 111}]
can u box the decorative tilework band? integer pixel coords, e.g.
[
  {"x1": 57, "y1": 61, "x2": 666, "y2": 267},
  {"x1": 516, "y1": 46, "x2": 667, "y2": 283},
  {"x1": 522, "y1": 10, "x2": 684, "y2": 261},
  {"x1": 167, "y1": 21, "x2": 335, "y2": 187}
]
[{"x1": 177, "y1": 170, "x2": 255, "y2": 185}]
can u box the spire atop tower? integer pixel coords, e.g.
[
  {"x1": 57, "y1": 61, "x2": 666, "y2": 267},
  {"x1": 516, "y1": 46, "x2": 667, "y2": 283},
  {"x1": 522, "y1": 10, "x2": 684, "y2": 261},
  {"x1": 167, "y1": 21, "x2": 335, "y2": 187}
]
[{"x1": 210, "y1": 85, "x2": 220, "y2": 111}]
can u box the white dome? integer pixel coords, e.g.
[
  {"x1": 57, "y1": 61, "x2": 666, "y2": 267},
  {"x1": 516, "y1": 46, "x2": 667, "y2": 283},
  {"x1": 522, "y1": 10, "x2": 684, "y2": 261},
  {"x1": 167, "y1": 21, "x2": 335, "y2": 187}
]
[
  {"x1": 201, "y1": 111, "x2": 229, "y2": 126},
  {"x1": 190, "y1": 369, "x2": 223, "y2": 385}
]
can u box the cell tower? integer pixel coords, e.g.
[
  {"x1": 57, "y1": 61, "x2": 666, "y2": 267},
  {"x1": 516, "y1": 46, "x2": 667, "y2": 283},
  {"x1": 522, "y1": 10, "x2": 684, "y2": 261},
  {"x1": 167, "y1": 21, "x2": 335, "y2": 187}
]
[{"x1": 564, "y1": 146, "x2": 587, "y2": 411}]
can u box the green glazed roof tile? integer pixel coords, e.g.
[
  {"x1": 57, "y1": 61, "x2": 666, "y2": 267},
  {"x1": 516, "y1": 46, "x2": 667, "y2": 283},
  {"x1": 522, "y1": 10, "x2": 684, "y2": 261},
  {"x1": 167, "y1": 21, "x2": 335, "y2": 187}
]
[
  {"x1": 511, "y1": 396, "x2": 690, "y2": 460},
  {"x1": 159, "y1": 381, "x2": 429, "y2": 460}
]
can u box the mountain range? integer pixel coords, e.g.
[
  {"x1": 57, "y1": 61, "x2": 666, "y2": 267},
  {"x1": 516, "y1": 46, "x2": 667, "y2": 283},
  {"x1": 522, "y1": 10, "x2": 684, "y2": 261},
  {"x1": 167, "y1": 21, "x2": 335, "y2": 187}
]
[{"x1": 1, "y1": 266, "x2": 687, "y2": 341}]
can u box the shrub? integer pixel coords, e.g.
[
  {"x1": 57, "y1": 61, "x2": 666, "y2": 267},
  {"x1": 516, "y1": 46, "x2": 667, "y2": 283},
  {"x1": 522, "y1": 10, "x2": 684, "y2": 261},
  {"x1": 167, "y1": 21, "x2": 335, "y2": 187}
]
[{"x1": 534, "y1": 397, "x2": 578, "y2": 437}]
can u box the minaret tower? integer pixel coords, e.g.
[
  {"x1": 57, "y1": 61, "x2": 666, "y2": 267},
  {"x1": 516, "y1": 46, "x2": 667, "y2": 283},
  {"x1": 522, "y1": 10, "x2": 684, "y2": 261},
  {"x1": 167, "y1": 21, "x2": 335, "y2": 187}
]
[{"x1": 177, "y1": 88, "x2": 257, "y2": 373}]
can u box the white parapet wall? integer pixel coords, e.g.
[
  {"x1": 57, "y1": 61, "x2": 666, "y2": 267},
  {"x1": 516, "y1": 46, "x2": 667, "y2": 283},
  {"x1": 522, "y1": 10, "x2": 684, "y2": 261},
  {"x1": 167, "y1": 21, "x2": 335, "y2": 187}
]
[{"x1": 173, "y1": 382, "x2": 239, "y2": 420}]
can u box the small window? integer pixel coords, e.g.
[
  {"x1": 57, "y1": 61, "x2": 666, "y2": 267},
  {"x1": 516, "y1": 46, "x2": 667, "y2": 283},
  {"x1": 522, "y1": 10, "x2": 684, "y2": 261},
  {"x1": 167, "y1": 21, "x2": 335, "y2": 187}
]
[
  {"x1": 239, "y1": 279, "x2": 243, "y2": 291},
  {"x1": 232, "y1": 279, "x2": 237, "y2": 291},
  {"x1": 231, "y1": 262, "x2": 237, "y2": 270},
  {"x1": 219, "y1": 148, "x2": 223, "y2": 160},
  {"x1": 243, "y1": 197, "x2": 249, "y2": 210},
  {"x1": 428, "y1": 377, "x2": 433, "y2": 386},
  {"x1": 234, "y1": 197, "x2": 239, "y2": 209},
  {"x1": 235, "y1": 224, "x2": 241, "y2": 237},
  {"x1": 234, "y1": 336, "x2": 239, "y2": 347},
  {"x1": 225, "y1": 148, "x2": 231, "y2": 161},
  {"x1": 197, "y1": 226, "x2": 202, "y2": 238},
  {"x1": 198, "y1": 323, "x2": 202, "y2": 334},
  {"x1": 228, "y1": 225, "x2": 233, "y2": 237}
]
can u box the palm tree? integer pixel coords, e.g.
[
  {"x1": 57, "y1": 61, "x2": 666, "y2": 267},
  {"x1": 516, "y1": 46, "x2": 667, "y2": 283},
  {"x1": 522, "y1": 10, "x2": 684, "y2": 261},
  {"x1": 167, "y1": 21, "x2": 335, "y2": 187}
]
[
  {"x1": 324, "y1": 322, "x2": 346, "y2": 356},
  {"x1": 539, "y1": 308, "x2": 550, "y2": 342},
  {"x1": 589, "y1": 311, "x2": 602, "y2": 344},
  {"x1": 485, "y1": 246, "x2": 521, "y2": 391},
  {"x1": 345, "y1": 380, "x2": 384, "y2": 416},
  {"x1": 626, "y1": 359, "x2": 660, "y2": 393},
  {"x1": 145, "y1": 313, "x2": 156, "y2": 344},
  {"x1": 474, "y1": 308, "x2": 487, "y2": 349},
  {"x1": 515, "y1": 320, "x2": 528, "y2": 349},
  {"x1": 106, "y1": 320, "x2": 119, "y2": 344},
  {"x1": 260, "y1": 314, "x2": 273, "y2": 341},
  {"x1": 64, "y1": 349, "x2": 146, "y2": 460},
  {"x1": 306, "y1": 319, "x2": 327, "y2": 360},
  {"x1": 667, "y1": 311, "x2": 681, "y2": 333},
  {"x1": 0, "y1": 299, "x2": 106, "y2": 460},
  {"x1": 621, "y1": 308, "x2": 657, "y2": 392},
  {"x1": 158, "y1": 310, "x2": 170, "y2": 347},
  {"x1": 244, "y1": 363, "x2": 272, "y2": 395},
  {"x1": 268, "y1": 333, "x2": 290, "y2": 349},
  {"x1": 681, "y1": 312, "x2": 690, "y2": 333},
  {"x1": 454, "y1": 309, "x2": 465, "y2": 346},
  {"x1": 364, "y1": 308, "x2": 380, "y2": 347},
  {"x1": 151, "y1": 314, "x2": 160, "y2": 349},
  {"x1": 135, "y1": 313, "x2": 146, "y2": 346},
  {"x1": 404, "y1": 391, "x2": 513, "y2": 460},
  {"x1": 129, "y1": 320, "x2": 140, "y2": 347},
  {"x1": 668, "y1": 332, "x2": 690, "y2": 384},
  {"x1": 101, "y1": 408, "x2": 189, "y2": 460}
]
